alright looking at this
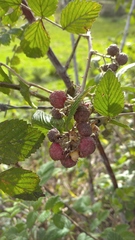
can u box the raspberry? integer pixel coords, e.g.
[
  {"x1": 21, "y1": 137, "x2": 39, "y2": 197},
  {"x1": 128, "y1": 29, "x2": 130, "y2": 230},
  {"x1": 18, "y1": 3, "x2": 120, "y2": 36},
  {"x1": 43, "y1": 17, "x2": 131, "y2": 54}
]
[
  {"x1": 51, "y1": 108, "x2": 63, "y2": 119},
  {"x1": 108, "y1": 63, "x2": 119, "y2": 72},
  {"x1": 60, "y1": 155, "x2": 77, "y2": 168},
  {"x1": 107, "y1": 44, "x2": 119, "y2": 56},
  {"x1": 47, "y1": 128, "x2": 60, "y2": 142},
  {"x1": 49, "y1": 91, "x2": 67, "y2": 109},
  {"x1": 79, "y1": 137, "x2": 96, "y2": 157},
  {"x1": 49, "y1": 142, "x2": 64, "y2": 160},
  {"x1": 77, "y1": 122, "x2": 92, "y2": 136},
  {"x1": 74, "y1": 105, "x2": 90, "y2": 123},
  {"x1": 116, "y1": 53, "x2": 128, "y2": 65}
]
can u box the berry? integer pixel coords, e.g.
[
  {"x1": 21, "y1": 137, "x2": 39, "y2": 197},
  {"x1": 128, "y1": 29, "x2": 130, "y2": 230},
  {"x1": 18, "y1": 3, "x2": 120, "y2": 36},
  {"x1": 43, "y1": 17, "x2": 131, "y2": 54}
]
[
  {"x1": 49, "y1": 142, "x2": 64, "y2": 160},
  {"x1": 49, "y1": 91, "x2": 67, "y2": 109},
  {"x1": 116, "y1": 53, "x2": 128, "y2": 65},
  {"x1": 60, "y1": 155, "x2": 77, "y2": 168},
  {"x1": 51, "y1": 108, "x2": 63, "y2": 119},
  {"x1": 107, "y1": 44, "x2": 119, "y2": 56},
  {"x1": 47, "y1": 128, "x2": 60, "y2": 142},
  {"x1": 79, "y1": 137, "x2": 96, "y2": 157},
  {"x1": 108, "y1": 63, "x2": 119, "y2": 72},
  {"x1": 77, "y1": 122, "x2": 92, "y2": 137},
  {"x1": 74, "y1": 105, "x2": 90, "y2": 123}
]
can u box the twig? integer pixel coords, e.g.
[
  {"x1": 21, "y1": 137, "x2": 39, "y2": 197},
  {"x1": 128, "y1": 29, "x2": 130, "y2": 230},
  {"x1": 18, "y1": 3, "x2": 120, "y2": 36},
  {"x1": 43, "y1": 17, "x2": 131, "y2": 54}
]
[
  {"x1": 0, "y1": 82, "x2": 49, "y2": 101},
  {"x1": 95, "y1": 135, "x2": 118, "y2": 189},
  {"x1": 88, "y1": 159, "x2": 95, "y2": 204},
  {"x1": 65, "y1": 35, "x2": 81, "y2": 71},
  {"x1": 0, "y1": 103, "x2": 52, "y2": 111},
  {"x1": 120, "y1": 0, "x2": 135, "y2": 51},
  {"x1": 80, "y1": 31, "x2": 95, "y2": 92},
  {"x1": 21, "y1": 0, "x2": 73, "y2": 90}
]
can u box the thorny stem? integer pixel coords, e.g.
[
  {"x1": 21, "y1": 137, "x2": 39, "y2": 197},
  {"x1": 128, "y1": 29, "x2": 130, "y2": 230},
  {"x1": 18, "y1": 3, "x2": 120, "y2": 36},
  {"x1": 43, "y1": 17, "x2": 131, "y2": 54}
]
[
  {"x1": 0, "y1": 62, "x2": 52, "y2": 93},
  {"x1": 21, "y1": 0, "x2": 73, "y2": 90},
  {"x1": 120, "y1": 0, "x2": 135, "y2": 51},
  {"x1": 95, "y1": 135, "x2": 118, "y2": 189},
  {"x1": 0, "y1": 103, "x2": 52, "y2": 112},
  {"x1": 80, "y1": 31, "x2": 95, "y2": 92}
]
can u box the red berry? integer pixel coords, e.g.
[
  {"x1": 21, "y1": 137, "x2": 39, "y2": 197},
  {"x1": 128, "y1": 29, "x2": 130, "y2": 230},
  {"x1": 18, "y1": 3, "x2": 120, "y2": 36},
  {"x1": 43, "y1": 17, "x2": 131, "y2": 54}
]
[
  {"x1": 49, "y1": 142, "x2": 64, "y2": 160},
  {"x1": 77, "y1": 122, "x2": 92, "y2": 136},
  {"x1": 47, "y1": 128, "x2": 60, "y2": 142},
  {"x1": 79, "y1": 137, "x2": 96, "y2": 157},
  {"x1": 74, "y1": 105, "x2": 90, "y2": 123},
  {"x1": 116, "y1": 53, "x2": 128, "y2": 65},
  {"x1": 49, "y1": 91, "x2": 67, "y2": 109},
  {"x1": 107, "y1": 44, "x2": 119, "y2": 56},
  {"x1": 60, "y1": 155, "x2": 77, "y2": 168}
]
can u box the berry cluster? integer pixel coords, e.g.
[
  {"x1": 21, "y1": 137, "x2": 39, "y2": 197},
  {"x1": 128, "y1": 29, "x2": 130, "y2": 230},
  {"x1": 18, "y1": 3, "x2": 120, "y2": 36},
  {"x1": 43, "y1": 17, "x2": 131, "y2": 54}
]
[
  {"x1": 101, "y1": 44, "x2": 128, "y2": 72},
  {"x1": 48, "y1": 91, "x2": 96, "y2": 168}
]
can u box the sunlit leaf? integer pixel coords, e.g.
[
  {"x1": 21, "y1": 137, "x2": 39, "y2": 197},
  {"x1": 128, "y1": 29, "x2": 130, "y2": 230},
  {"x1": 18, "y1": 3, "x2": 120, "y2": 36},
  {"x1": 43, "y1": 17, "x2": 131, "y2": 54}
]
[
  {"x1": 0, "y1": 167, "x2": 43, "y2": 200},
  {"x1": 0, "y1": 119, "x2": 45, "y2": 164},
  {"x1": 2, "y1": 7, "x2": 21, "y2": 25},
  {"x1": 20, "y1": 81, "x2": 37, "y2": 108},
  {"x1": 21, "y1": 20, "x2": 50, "y2": 58},
  {"x1": 60, "y1": 0, "x2": 101, "y2": 34},
  {"x1": 28, "y1": 0, "x2": 58, "y2": 18},
  {"x1": 0, "y1": 0, "x2": 21, "y2": 12},
  {"x1": 94, "y1": 70, "x2": 124, "y2": 117},
  {"x1": 0, "y1": 66, "x2": 11, "y2": 95},
  {"x1": 116, "y1": 63, "x2": 135, "y2": 79},
  {"x1": 32, "y1": 110, "x2": 52, "y2": 133}
]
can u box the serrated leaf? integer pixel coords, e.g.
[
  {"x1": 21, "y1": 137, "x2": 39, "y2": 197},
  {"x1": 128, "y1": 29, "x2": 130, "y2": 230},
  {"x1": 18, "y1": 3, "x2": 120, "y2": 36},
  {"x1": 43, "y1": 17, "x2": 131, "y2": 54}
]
[
  {"x1": 32, "y1": 110, "x2": 52, "y2": 133},
  {"x1": 2, "y1": 7, "x2": 21, "y2": 26},
  {"x1": 20, "y1": 81, "x2": 36, "y2": 108},
  {"x1": 0, "y1": 33, "x2": 11, "y2": 45},
  {"x1": 0, "y1": 66, "x2": 12, "y2": 95},
  {"x1": 50, "y1": 117, "x2": 65, "y2": 132},
  {"x1": 28, "y1": 0, "x2": 58, "y2": 18},
  {"x1": 65, "y1": 88, "x2": 90, "y2": 130},
  {"x1": 53, "y1": 213, "x2": 71, "y2": 229},
  {"x1": 44, "y1": 224, "x2": 69, "y2": 240},
  {"x1": 107, "y1": 231, "x2": 124, "y2": 240},
  {"x1": 0, "y1": 119, "x2": 45, "y2": 164},
  {"x1": 116, "y1": 63, "x2": 135, "y2": 79},
  {"x1": 21, "y1": 20, "x2": 50, "y2": 58},
  {"x1": 60, "y1": 0, "x2": 101, "y2": 34},
  {"x1": 93, "y1": 70, "x2": 124, "y2": 117},
  {"x1": 0, "y1": 167, "x2": 43, "y2": 200},
  {"x1": 45, "y1": 195, "x2": 60, "y2": 210},
  {"x1": 38, "y1": 161, "x2": 55, "y2": 185}
]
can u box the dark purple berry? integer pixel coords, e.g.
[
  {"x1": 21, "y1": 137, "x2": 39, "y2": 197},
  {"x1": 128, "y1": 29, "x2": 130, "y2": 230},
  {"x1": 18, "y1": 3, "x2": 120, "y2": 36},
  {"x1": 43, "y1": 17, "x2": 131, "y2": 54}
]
[
  {"x1": 107, "y1": 44, "x2": 119, "y2": 56},
  {"x1": 51, "y1": 108, "x2": 63, "y2": 119},
  {"x1": 77, "y1": 122, "x2": 92, "y2": 136},
  {"x1": 108, "y1": 63, "x2": 119, "y2": 72},
  {"x1": 74, "y1": 105, "x2": 90, "y2": 123},
  {"x1": 60, "y1": 155, "x2": 77, "y2": 168},
  {"x1": 79, "y1": 137, "x2": 96, "y2": 157},
  {"x1": 47, "y1": 128, "x2": 60, "y2": 142},
  {"x1": 116, "y1": 53, "x2": 128, "y2": 65}
]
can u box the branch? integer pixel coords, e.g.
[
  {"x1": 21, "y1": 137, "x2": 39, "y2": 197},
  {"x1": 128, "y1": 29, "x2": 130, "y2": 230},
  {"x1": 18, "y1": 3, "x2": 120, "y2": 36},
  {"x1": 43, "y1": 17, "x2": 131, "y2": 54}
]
[
  {"x1": 0, "y1": 82, "x2": 49, "y2": 102},
  {"x1": 95, "y1": 135, "x2": 118, "y2": 190},
  {"x1": 120, "y1": 0, "x2": 135, "y2": 51},
  {"x1": 21, "y1": 0, "x2": 73, "y2": 90},
  {"x1": 0, "y1": 103, "x2": 52, "y2": 111}
]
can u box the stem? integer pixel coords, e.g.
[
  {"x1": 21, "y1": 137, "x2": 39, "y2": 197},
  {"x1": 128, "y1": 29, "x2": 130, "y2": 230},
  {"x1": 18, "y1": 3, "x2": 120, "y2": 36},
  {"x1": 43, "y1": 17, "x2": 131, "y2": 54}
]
[
  {"x1": 80, "y1": 31, "x2": 94, "y2": 92},
  {"x1": 0, "y1": 103, "x2": 52, "y2": 111},
  {"x1": 44, "y1": 17, "x2": 62, "y2": 29},
  {"x1": 120, "y1": 0, "x2": 135, "y2": 51},
  {"x1": 21, "y1": 0, "x2": 73, "y2": 90},
  {"x1": 88, "y1": 159, "x2": 95, "y2": 204},
  {"x1": 0, "y1": 62, "x2": 52, "y2": 93},
  {"x1": 0, "y1": 82, "x2": 49, "y2": 101},
  {"x1": 95, "y1": 136, "x2": 118, "y2": 189}
]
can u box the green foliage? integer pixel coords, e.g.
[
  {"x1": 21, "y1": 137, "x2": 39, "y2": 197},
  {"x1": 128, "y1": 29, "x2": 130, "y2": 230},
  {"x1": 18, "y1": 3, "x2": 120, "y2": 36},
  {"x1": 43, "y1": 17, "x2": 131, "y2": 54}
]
[
  {"x1": 94, "y1": 70, "x2": 124, "y2": 117},
  {"x1": 32, "y1": 110, "x2": 52, "y2": 133},
  {"x1": 0, "y1": 167, "x2": 43, "y2": 200},
  {"x1": 0, "y1": 66, "x2": 11, "y2": 94},
  {"x1": 60, "y1": 0, "x2": 101, "y2": 34}
]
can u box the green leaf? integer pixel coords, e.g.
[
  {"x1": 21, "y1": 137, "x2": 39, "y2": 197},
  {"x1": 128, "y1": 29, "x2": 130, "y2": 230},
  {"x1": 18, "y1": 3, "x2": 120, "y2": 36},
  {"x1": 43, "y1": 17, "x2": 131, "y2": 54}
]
[
  {"x1": 2, "y1": 7, "x2": 21, "y2": 26},
  {"x1": 27, "y1": 211, "x2": 38, "y2": 228},
  {"x1": 37, "y1": 210, "x2": 51, "y2": 223},
  {"x1": 122, "y1": 86, "x2": 135, "y2": 93},
  {"x1": 0, "y1": 33, "x2": 11, "y2": 45},
  {"x1": 106, "y1": 231, "x2": 124, "y2": 240},
  {"x1": 21, "y1": 20, "x2": 50, "y2": 58},
  {"x1": 32, "y1": 110, "x2": 52, "y2": 133},
  {"x1": 50, "y1": 117, "x2": 65, "y2": 132},
  {"x1": 116, "y1": 63, "x2": 135, "y2": 79},
  {"x1": 0, "y1": 167, "x2": 43, "y2": 200},
  {"x1": 0, "y1": 119, "x2": 45, "y2": 164},
  {"x1": 38, "y1": 161, "x2": 55, "y2": 185},
  {"x1": 44, "y1": 224, "x2": 69, "y2": 240},
  {"x1": 0, "y1": 0, "x2": 21, "y2": 12},
  {"x1": 93, "y1": 70, "x2": 124, "y2": 117},
  {"x1": 45, "y1": 195, "x2": 61, "y2": 210},
  {"x1": 60, "y1": 0, "x2": 101, "y2": 34},
  {"x1": 0, "y1": 66, "x2": 12, "y2": 95},
  {"x1": 28, "y1": 0, "x2": 58, "y2": 18},
  {"x1": 53, "y1": 213, "x2": 66, "y2": 229},
  {"x1": 65, "y1": 88, "x2": 90, "y2": 130},
  {"x1": 110, "y1": 119, "x2": 135, "y2": 134},
  {"x1": 77, "y1": 233, "x2": 94, "y2": 240},
  {"x1": 20, "y1": 81, "x2": 36, "y2": 108}
]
